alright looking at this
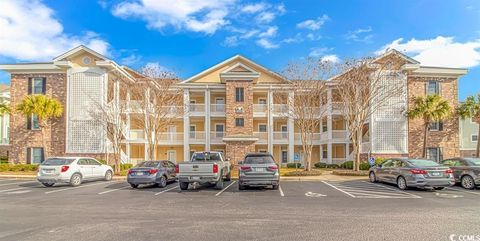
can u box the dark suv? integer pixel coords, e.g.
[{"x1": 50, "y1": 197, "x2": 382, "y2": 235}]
[{"x1": 238, "y1": 153, "x2": 280, "y2": 190}]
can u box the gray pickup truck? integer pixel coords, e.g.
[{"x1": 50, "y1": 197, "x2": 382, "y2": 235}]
[{"x1": 177, "y1": 151, "x2": 232, "y2": 190}]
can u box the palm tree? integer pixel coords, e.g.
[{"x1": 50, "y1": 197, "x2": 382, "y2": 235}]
[
  {"x1": 0, "y1": 103, "x2": 10, "y2": 116},
  {"x1": 458, "y1": 94, "x2": 480, "y2": 157},
  {"x1": 407, "y1": 94, "x2": 452, "y2": 158},
  {"x1": 16, "y1": 95, "x2": 63, "y2": 158}
]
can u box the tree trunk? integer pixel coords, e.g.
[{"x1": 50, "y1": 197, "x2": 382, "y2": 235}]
[
  {"x1": 423, "y1": 122, "x2": 429, "y2": 158},
  {"x1": 355, "y1": 128, "x2": 362, "y2": 172},
  {"x1": 477, "y1": 123, "x2": 480, "y2": 158}
]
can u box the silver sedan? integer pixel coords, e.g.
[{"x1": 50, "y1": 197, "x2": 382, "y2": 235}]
[
  {"x1": 441, "y1": 158, "x2": 480, "y2": 189},
  {"x1": 369, "y1": 158, "x2": 455, "y2": 190}
]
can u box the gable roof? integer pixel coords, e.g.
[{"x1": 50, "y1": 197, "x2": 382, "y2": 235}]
[
  {"x1": 53, "y1": 45, "x2": 109, "y2": 62},
  {"x1": 181, "y1": 54, "x2": 287, "y2": 84},
  {"x1": 373, "y1": 49, "x2": 420, "y2": 65}
]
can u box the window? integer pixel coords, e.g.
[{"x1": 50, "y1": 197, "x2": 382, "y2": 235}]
[
  {"x1": 87, "y1": 159, "x2": 101, "y2": 165},
  {"x1": 28, "y1": 147, "x2": 44, "y2": 164},
  {"x1": 381, "y1": 160, "x2": 393, "y2": 168},
  {"x1": 427, "y1": 80, "x2": 439, "y2": 95},
  {"x1": 29, "y1": 114, "x2": 40, "y2": 130},
  {"x1": 29, "y1": 77, "x2": 45, "y2": 94},
  {"x1": 426, "y1": 147, "x2": 442, "y2": 162},
  {"x1": 189, "y1": 125, "x2": 196, "y2": 139},
  {"x1": 472, "y1": 135, "x2": 478, "y2": 142},
  {"x1": 322, "y1": 119, "x2": 328, "y2": 132},
  {"x1": 235, "y1": 87, "x2": 244, "y2": 102},
  {"x1": 235, "y1": 118, "x2": 244, "y2": 127},
  {"x1": 322, "y1": 148, "x2": 328, "y2": 159},
  {"x1": 258, "y1": 98, "x2": 267, "y2": 105},
  {"x1": 429, "y1": 121, "x2": 443, "y2": 131},
  {"x1": 259, "y1": 124, "x2": 267, "y2": 132},
  {"x1": 281, "y1": 150, "x2": 288, "y2": 163}
]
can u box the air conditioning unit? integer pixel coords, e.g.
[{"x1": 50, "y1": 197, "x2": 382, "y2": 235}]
[{"x1": 235, "y1": 107, "x2": 244, "y2": 114}]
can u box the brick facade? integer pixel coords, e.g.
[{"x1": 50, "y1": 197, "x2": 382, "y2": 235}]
[{"x1": 407, "y1": 76, "x2": 460, "y2": 159}]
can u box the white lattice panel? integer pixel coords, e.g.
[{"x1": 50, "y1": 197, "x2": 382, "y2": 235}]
[
  {"x1": 371, "y1": 71, "x2": 408, "y2": 153},
  {"x1": 67, "y1": 69, "x2": 106, "y2": 153}
]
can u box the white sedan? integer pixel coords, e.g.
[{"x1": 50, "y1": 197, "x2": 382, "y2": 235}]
[{"x1": 37, "y1": 157, "x2": 113, "y2": 187}]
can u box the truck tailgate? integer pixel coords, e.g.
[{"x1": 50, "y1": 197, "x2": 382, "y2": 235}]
[{"x1": 178, "y1": 162, "x2": 214, "y2": 176}]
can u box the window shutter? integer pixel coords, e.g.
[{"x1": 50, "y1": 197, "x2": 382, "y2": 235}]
[
  {"x1": 27, "y1": 116, "x2": 32, "y2": 130},
  {"x1": 40, "y1": 148, "x2": 45, "y2": 163},
  {"x1": 438, "y1": 122, "x2": 443, "y2": 131},
  {"x1": 438, "y1": 148, "x2": 443, "y2": 162},
  {"x1": 28, "y1": 78, "x2": 32, "y2": 94},
  {"x1": 26, "y1": 148, "x2": 31, "y2": 164},
  {"x1": 41, "y1": 77, "x2": 46, "y2": 94}
]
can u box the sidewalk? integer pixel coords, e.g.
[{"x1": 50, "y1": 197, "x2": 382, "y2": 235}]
[{"x1": 0, "y1": 172, "x2": 367, "y2": 181}]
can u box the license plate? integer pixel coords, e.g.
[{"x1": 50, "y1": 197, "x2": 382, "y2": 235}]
[
  {"x1": 254, "y1": 168, "x2": 265, "y2": 172},
  {"x1": 431, "y1": 172, "x2": 441, "y2": 176},
  {"x1": 136, "y1": 172, "x2": 144, "y2": 176},
  {"x1": 192, "y1": 177, "x2": 200, "y2": 181},
  {"x1": 44, "y1": 169, "x2": 54, "y2": 174}
]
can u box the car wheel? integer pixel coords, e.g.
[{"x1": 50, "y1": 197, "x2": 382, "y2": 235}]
[
  {"x1": 369, "y1": 172, "x2": 377, "y2": 183},
  {"x1": 461, "y1": 175, "x2": 475, "y2": 190},
  {"x1": 224, "y1": 171, "x2": 231, "y2": 181},
  {"x1": 433, "y1": 187, "x2": 445, "y2": 190},
  {"x1": 397, "y1": 176, "x2": 407, "y2": 190},
  {"x1": 70, "y1": 173, "x2": 82, "y2": 187},
  {"x1": 41, "y1": 182, "x2": 54, "y2": 187},
  {"x1": 215, "y1": 174, "x2": 224, "y2": 190},
  {"x1": 238, "y1": 183, "x2": 245, "y2": 190},
  {"x1": 158, "y1": 175, "x2": 167, "y2": 188},
  {"x1": 272, "y1": 184, "x2": 279, "y2": 190},
  {"x1": 179, "y1": 182, "x2": 189, "y2": 190},
  {"x1": 104, "y1": 170, "x2": 113, "y2": 181},
  {"x1": 130, "y1": 183, "x2": 138, "y2": 188}
]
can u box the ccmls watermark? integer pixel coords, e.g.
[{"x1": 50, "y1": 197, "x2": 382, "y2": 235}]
[{"x1": 449, "y1": 234, "x2": 480, "y2": 241}]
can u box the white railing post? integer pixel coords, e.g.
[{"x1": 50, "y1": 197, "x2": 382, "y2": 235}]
[{"x1": 183, "y1": 89, "x2": 190, "y2": 160}]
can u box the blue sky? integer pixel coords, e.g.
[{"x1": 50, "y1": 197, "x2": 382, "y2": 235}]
[{"x1": 0, "y1": 0, "x2": 479, "y2": 100}]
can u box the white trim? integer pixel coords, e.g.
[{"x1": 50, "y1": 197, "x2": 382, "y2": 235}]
[
  {"x1": 221, "y1": 62, "x2": 258, "y2": 74},
  {"x1": 222, "y1": 136, "x2": 259, "y2": 141},
  {"x1": 167, "y1": 150, "x2": 177, "y2": 163},
  {"x1": 53, "y1": 45, "x2": 108, "y2": 62}
]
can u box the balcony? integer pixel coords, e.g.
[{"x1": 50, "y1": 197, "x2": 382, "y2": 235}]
[
  {"x1": 253, "y1": 104, "x2": 268, "y2": 117},
  {"x1": 273, "y1": 131, "x2": 289, "y2": 144},
  {"x1": 157, "y1": 132, "x2": 183, "y2": 145},
  {"x1": 294, "y1": 133, "x2": 321, "y2": 145},
  {"x1": 189, "y1": 104, "x2": 205, "y2": 115},
  {"x1": 332, "y1": 130, "x2": 348, "y2": 140},
  {"x1": 210, "y1": 104, "x2": 225, "y2": 116},
  {"x1": 189, "y1": 131, "x2": 205, "y2": 144},
  {"x1": 272, "y1": 104, "x2": 288, "y2": 117},
  {"x1": 129, "y1": 130, "x2": 145, "y2": 140},
  {"x1": 210, "y1": 132, "x2": 225, "y2": 144},
  {"x1": 253, "y1": 132, "x2": 268, "y2": 144}
]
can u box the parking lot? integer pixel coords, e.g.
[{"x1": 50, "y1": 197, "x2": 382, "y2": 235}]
[{"x1": 1, "y1": 177, "x2": 479, "y2": 241}]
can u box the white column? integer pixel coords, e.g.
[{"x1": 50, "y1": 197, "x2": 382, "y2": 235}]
[
  {"x1": 205, "y1": 88, "x2": 211, "y2": 151},
  {"x1": 144, "y1": 143, "x2": 148, "y2": 161},
  {"x1": 126, "y1": 143, "x2": 131, "y2": 163},
  {"x1": 327, "y1": 89, "x2": 333, "y2": 164},
  {"x1": 183, "y1": 89, "x2": 190, "y2": 160},
  {"x1": 345, "y1": 143, "x2": 350, "y2": 161},
  {"x1": 267, "y1": 89, "x2": 273, "y2": 154},
  {"x1": 287, "y1": 91, "x2": 294, "y2": 163}
]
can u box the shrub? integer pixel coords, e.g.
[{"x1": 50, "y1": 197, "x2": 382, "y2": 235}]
[
  {"x1": 332, "y1": 170, "x2": 369, "y2": 176},
  {"x1": 359, "y1": 162, "x2": 371, "y2": 170},
  {"x1": 286, "y1": 163, "x2": 302, "y2": 168},
  {"x1": 0, "y1": 157, "x2": 8, "y2": 164},
  {"x1": 0, "y1": 164, "x2": 39, "y2": 172},
  {"x1": 326, "y1": 164, "x2": 339, "y2": 169},
  {"x1": 283, "y1": 170, "x2": 322, "y2": 176},
  {"x1": 375, "y1": 158, "x2": 386, "y2": 166},
  {"x1": 340, "y1": 161, "x2": 353, "y2": 169},
  {"x1": 314, "y1": 162, "x2": 327, "y2": 168}
]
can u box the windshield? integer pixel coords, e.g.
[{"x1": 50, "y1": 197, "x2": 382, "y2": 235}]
[
  {"x1": 42, "y1": 158, "x2": 75, "y2": 166},
  {"x1": 192, "y1": 152, "x2": 222, "y2": 162},
  {"x1": 137, "y1": 161, "x2": 160, "y2": 167},
  {"x1": 244, "y1": 155, "x2": 275, "y2": 164},
  {"x1": 407, "y1": 159, "x2": 440, "y2": 167},
  {"x1": 465, "y1": 158, "x2": 480, "y2": 166}
]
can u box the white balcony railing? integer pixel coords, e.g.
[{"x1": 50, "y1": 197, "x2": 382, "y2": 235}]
[
  {"x1": 157, "y1": 132, "x2": 183, "y2": 143},
  {"x1": 332, "y1": 130, "x2": 348, "y2": 140},
  {"x1": 253, "y1": 104, "x2": 268, "y2": 114},
  {"x1": 294, "y1": 133, "x2": 322, "y2": 144},
  {"x1": 253, "y1": 132, "x2": 268, "y2": 142},
  {"x1": 272, "y1": 104, "x2": 288, "y2": 115},
  {"x1": 210, "y1": 132, "x2": 225, "y2": 143},
  {"x1": 189, "y1": 104, "x2": 205, "y2": 114},
  {"x1": 189, "y1": 131, "x2": 205, "y2": 143},
  {"x1": 211, "y1": 104, "x2": 225, "y2": 114},
  {"x1": 129, "y1": 130, "x2": 145, "y2": 140},
  {"x1": 273, "y1": 131, "x2": 289, "y2": 141}
]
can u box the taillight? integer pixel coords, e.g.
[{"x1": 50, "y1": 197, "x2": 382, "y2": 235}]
[
  {"x1": 175, "y1": 165, "x2": 179, "y2": 173},
  {"x1": 445, "y1": 169, "x2": 453, "y2": 174},
  {"x1": 240, "y1": 166, "x2": 251, "y2": 171},
  {"x1": 267, "y1": 165, "x2": 278, "y2": 171},
  {"x1": 128, "y1": 169, "x2": 133, "y2": 175},
  {"x1": 61, "y1": 166, "x2": 69, "y2": 172},
  {"x1": 410, "y1": 169, "x2": 427, "y2": 175},
  {"x1": 213, "y1": 163, "x2": 218, "y2": 174},
  {"x1": 149, "y1": 169, "x2": 158, "y2": 175}
]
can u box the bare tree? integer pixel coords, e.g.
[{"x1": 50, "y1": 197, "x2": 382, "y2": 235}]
[
  {"x1": 129, "y1": 65, "x2": 182, "y2": 161},
  {"x1": 335, "y1": 57, "x2": 404, "y2": 171},
  {"x1": 276, "y1": 57, "x2": 335, "y2": 171}
]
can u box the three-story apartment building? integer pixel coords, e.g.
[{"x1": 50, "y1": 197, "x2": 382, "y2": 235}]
[{"x1": 0, "y1": 46, "x2": 468, "y2": 165}]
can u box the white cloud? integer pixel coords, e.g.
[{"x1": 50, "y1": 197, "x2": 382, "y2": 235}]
[
  {"x1": 306, "y1": 33, "x2": 322, "y2": 41},
  {"x1": 112, "y1": 0, "x2": 235, "y2": 34},
  {"x1": 376, "y1": 36, "x2": 480, "y2": 68},
  {"x1": 241, "y1": 3, "x2": 267, "y2": 14},
  {"x1": 296, "y1": 15, "x2": 329, "y2": 31},
  {"x1": 256, "y1": 38, "x2": 279, "y2": 49},
  {"x1": 258, "y1": 26, "x2": 278, "y2": 38},
  {"x1": 281, "y1": 33, "x2": 303, "y2": 44},
  {"x1": 309, "y1": 47, "x2": 332, "y2": 57},
  {"x1": 256, "y1": 11, "x2": 276, "y2": 23},
  {"x1": 321, "y1": 54, "x2": 340, "y2": 63},
  {"x1": 120, "y1": 54, "x2": 142, "y2": 66},
  {"x1": 0, "y1": 0, "x2": 109, "y2": 61},
  {"x1": 222, "y1": 36, "x2": 239, "y2": 47},
  {"x1": 346, "y1": 26, "x2": 373, "y2": 43}
]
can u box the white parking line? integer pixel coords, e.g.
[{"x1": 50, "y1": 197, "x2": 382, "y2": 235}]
[
  {"x1": 279, "y1": 185, "x2": 285, "y2": 197},
  {"x1": 446, "y1": 187, "x2": 480, "y2": 196},
  {"x1": 45, "y1": 181, "x2": 116, "y2": 194},
  {"x1": 154, "y1": 185, "x2": 179, "y2": 196},
  {"x1": 0, "y1": 187, "x2": 29, "y2": 193},
  {"x1": 322, "y1": 181, "x2": 355, "y2": 198},
  {"x1": 0, "y1": 179, "x2": 18, "y2": 182},
  {"x1": 215, "y1": 181, "x2": 236, "y2": 196},
  {"x1": 0, "y1": 181, "x2": 37, "y2": 187},
  {"x1": 362, "y1": 181, "x2": 422, "y2": 199},
  {"x1": 98, "y1": 186, "x2": 131, "y2": 195}
]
